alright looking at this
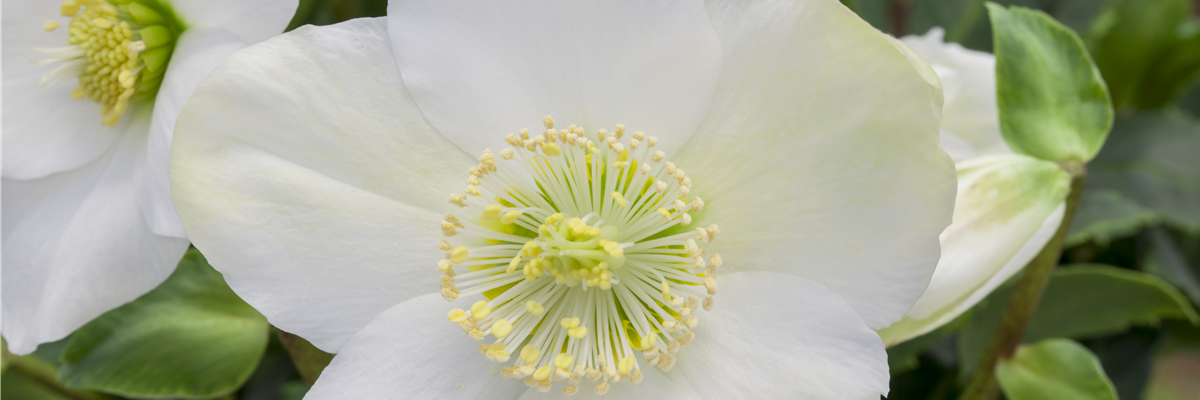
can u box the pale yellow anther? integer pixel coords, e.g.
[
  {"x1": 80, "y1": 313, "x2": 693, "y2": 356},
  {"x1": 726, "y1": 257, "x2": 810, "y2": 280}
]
[
  {"x1": 679, "y1": 186, "x2": 691, "y2": 197},
  {"x1": 640, "y1": 334, "x2": 656, "y2": 350},
  {"x1": 471, "y1": 300, "x2": 492, "y2": 319},
  {"x1": 524, "y1": 300, "x2": 545, "y2": 316},
  {"x1": 554, "y1": 353, "x2": 575, "y2": 369},
  {"x1": 543, "y1": 115, "x2": 555, "y2": 129},
  {"x1": 695, "y1": 227, "x2": 710, "y2": 242},
  {"x1": 501, "y1": 210, "x2": 522, "y2": 225},
  {"x1": 629, "y1": 139, "x2": 640, "y2": 149},
  {"x1": 710, "y1": 254, "x2": 723, "y2": 269},
  {"x1": 595, "y1": 380, "x2": 611, "y2": 395},
  {"x1": 564, "y1": 384, "x2": 579, "y2": 396},
  {"x1": 610, "y1": 191, "x2": 628, "y2": 207},
  {"x1": 447, "y1": 309, "x2": 468, "y2": 323},
  {"x1": 449, "y1": 193, "x2": 468, "y2": 207},
  {"x1": 560, "y1": 317, "x2": 580, "y2": 329},
  {"x1": 661, "y1": 280, "x2": 671, "y2": 301},
  {"x1": 506, "y1": 256, "x2": 522, "y2": 274},
  {"x1": 542, "y1": 142, "x2": 562, "y2": 156},
  {"x1": 655, "y1": 180, "x2": 668, "y2": 192},
  {"x1": 60, "y1": 1, "x2": 80, "y2": 16},
  {"x1": 500, "y1": 148, "x2": 515, "y2": 159},
  {"x1": 450, "y1": 246, "x2": 470, "y2": 264},
  {"x1": 482, "y1": 204, "x2": 503, "y2": 219},
  {"x1": 652, "y1": 151, "x2": 665, "y2": 162},
  {"x1": 693, "y1": 255, "x2": 707, "y2": 269},
  {"x1": 44, "y1": 20, "x2": 61, "y2": 31},
  {"x1": 521, "y1": 344, "x2": 541, "y2": 363},
  {"x1": 686, "y1": 316, "x2": 699, "y2": 328},
  {"x1": 664, "y1": 162, "x2": 677, "y2": 175},
  {"x1": 647, "y1": 136, "x2": 658, "y2": 147},
  {"x1": 534, "y1": 365, "x2": 553, "y2": 381},
  {"x1": 673, "y1": 199, "x2": 688, "y2": 212},
  {"x1": 90, "y1": 17, "x2": 110, "y2": 28},
  {"x1": 703, "y1": 277, "x2": 717, "y2": 295},
  {"x1": 615, "y1": 124, "x2": 626, "y2": 138},
  {"x1": 681, "y1": 176, "x2": 692, "y2": 187},
  {"x1": 491, "y1": 318, "x2": 514, "y2": 338},
  {"x1": 707, "y1": 224, "x2": 721, "y2": 237},
  {"x1": 441, "y1": 288, "x2": 459, "y2": 301},
  {"x1": 568, "y1": 326, "x2": 588, "y2": 339},
  {"x1": 657, "y1": 208, "x2": 671, "y2": 219},
  {"x1": 469, "y1": 329, "x2": 486, "y2": 341},
  {"x1": 703, "y1": 296, "x2": 715, "y2": 311},
  {"x1": 466, "y1": 185, "x2": 482, "y2": 196},
  {"x1": 617, "y1": 356, "x2": 635, "y2": 375},
  {"x1": 437, "y1": 259, "x2": 453, "y2": 272},
  {"x1": 680, "y1": 214, "x2": 692, "y2": 226},
  {"x1": 630, "y1": 369, "x2": 644, "y2": 384},
  {"x1": 691, "y1": 197, "x2": 705, "y2": 211},
  {"x1": 671, "y1": 296, "x2": 685, "y2": 310},
  {"x1": 537, "y1": 379, "x2": 552, "y2": 393}
]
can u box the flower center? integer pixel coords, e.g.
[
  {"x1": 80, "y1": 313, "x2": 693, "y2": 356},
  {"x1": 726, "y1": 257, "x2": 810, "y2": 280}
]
[
  {"x1": 37, "y1": 0, "x2": 185, "y2": 126},
  {"x1": 437, "y1": 116, "x2": 721, "y2": 396}
]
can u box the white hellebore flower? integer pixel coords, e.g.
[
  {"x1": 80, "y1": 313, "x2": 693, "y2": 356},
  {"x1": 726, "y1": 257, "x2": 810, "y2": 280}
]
[
  {"x1": 878, "y1": 28, "x2": 1072, "y2": 346},
  {"x1": 1, "y1": 0, "x2": 297, "y2": 354},
  {"x1": 171, "y1": 1, "x2": 956, "y2": 398}
]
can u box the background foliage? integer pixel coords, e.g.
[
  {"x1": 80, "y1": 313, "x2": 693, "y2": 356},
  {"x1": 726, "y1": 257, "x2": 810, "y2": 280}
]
[{"x1": 2, "y1": 0, "x2": 1198, "y2": 399}]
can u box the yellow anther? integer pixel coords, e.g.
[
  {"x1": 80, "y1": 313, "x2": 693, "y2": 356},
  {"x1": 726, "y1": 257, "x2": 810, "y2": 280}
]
[
  {"x1": 615, "y1": 124, "x2": 626, "y2": 138},
  {"x1": 447, "y1": 309, "x2": 467, "y2": 323},
  {"x1": 564, "y1": 384, "x2": 579, "y2": 396},
  {"x1": 479, "y1": 149, "x2": 496, "y2": 166},
  {"x1": 568, "y1": 326, "x2": 588, "y2": 339},
  {"x1": 560, "y1": 317, "x2": 580, "y2": 329},
  {"x1": 466, "y1": 185, "x2": 482, "y2": 196},
  {"x1": 657, "y1": 208, "x2": 671, "y2": 219},
  {"x1": 491, "y1": 318, "x2": 514, "y2": 338},
  {"x1": 534, "y1": 365, "x2": 553, "y2": 381},
  {"x1": 654, "y1": 180, "x2": 668, "y2": 192},
  {"x1": 631, "y1": 369, "x2": 644, "y2": 384},
  {"x1": 686, "y1": 316, "x2": 699, "y2": 328},
  {"x1": 44, "y1": 20, "x2": 61, "y2": 31},
  {"x1": 673, "y1": 199, "x2": 687, "y2": 211},
  {"x1": 617, "y1": 356, "x2": 635, "y2": 375},
  {"x1": 703, "y1": 296, "x2": 715, "y2": 311},
  {"x1": 521, "y1": 345, "x2": 541, "y2": 364},
  {"x1": 437, "y1": 259, "x2": 453, "y2": 271},
  {"x1": 703, "y1": 277, "x2": 717, "y2": 295},
  {"x1": 482, "y1": 204, "x2": 503, "y2": 219},
  {"x1": 661, "y1": 280, "x2": 671, "y2": 301},
  {"x1": 554, "y1": 353, "x2": 575, "y2": 369},
  {"x1": 542, "y1": 142, "x2": 562, "y2": 156},
  {"x1": 611, "y1": 191, "x2": 628, "y2": 207},
  {"x1": 640, "y1": 334, "x2": 656, "y2": 350},
  {"x1": 695, "y1": 227, "x2": 710, "y2": 242},
  {"x1": 450, "y1": 246, "x2": 469, "y2": 264},
  {"x1": 526, "y1": 300, "x2": 545, "y2": 315},
  {"x1": 507, "y1": 256, "x2": 522, "y2": 274},
  {"x1": 710, "y1": 254, "x2": 723, "y2": 269},
  {"x1": 501, "y1": 210, "x2": 522, "y2": 225},
  {"x1": 537, "y1": 379, "x2": 552, "y2": 393},
  {"x1": 471, "y1": 300, "x2": 492, "y2": 319},
  {"x1": 595, "y1": 381, "x2": 610, "y2": 395},
  {"x1": 469, "y1": 329, "x2": 486, "y2": 341},
  {"x1": 543, "y1": 115, "x2": 555, "y2": 129},
  {"x1": 438, "y1": 240, "x2": 452, "y2": 250},
  {"x1": 441, "y1": 288, "x2": 459, "y2": 301},
  {"x1": 680, "y1": 214, "x2": 692, "y2": 226},
  {"x1": 91, "y1": 17, "x2": 111, "y2": 28},
  {"x1": 60, "y1": 1, "x2": 80, "y2": 16}
]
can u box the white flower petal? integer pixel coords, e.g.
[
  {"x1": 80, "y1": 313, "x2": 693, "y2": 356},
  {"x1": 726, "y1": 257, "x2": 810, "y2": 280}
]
[
  {"x1": 386, "y1": 0, "x2": 722, "y2": 156},
  {"x1": 518, "y1": 366, "x2": 695, "y2": 400},
  {"x1": 674, "y1": 0, "x2": 957, "y2": 330},
  {"x1": 306, "y1": 293, "x2": 528, "y2": 400},
  {"x1": 664, "y1": 271, "x2": 889, "y2": 399},
  {"x1": 901, "y1": 28, "x2": 1011, "y2": 161},
  {"x1": 139, "y1": 27, "x2": 246, "y2": 239},
  {"x1": 881, "y1": 154, "x2": 1069, "y2": 345},
  {"x1": 2, "y1": 112, "x2": 189, "y2": 355},
  {"x1": 2, "y1": 4, "x2": 128, "y2": 179},
  {"x1": 169, "y1": 0, "x2": 297, "y2": 44},
  {"x1": 170, "y1": 18, "x2": 476, "y2": 352}
]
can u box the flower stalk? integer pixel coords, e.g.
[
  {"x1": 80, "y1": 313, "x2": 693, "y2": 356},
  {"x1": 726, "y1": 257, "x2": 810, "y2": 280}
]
[{"x1": 958, "y1": 162, "x2": 1087, "y2": 400}]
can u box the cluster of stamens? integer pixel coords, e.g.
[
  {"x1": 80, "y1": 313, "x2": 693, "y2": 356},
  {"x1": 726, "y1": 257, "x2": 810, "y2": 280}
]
[{"x1": 436, "y1": 116, "x2": 721, "y2": 395}]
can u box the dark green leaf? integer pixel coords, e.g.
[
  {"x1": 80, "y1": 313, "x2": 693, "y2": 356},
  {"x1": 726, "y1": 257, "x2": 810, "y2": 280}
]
[
  {"x1": 58, "y1": 249, "x2": 269, "y2": 398},
  {"x1": 1145, "y1": 227, "x2": 1200, "y2": 304},
  {"x1": 1088, "y1": 113, "x2": 1200, "y2": 232},
  {"x1": 1067, "y1": 188, "x2": 1161, "y2": 246},
  {"x1": 988, "y1": 3, "x2": 1114, "y2": 162},
  {"x1": 959, "y1": 264, "x2": 1199, "y2": 379},
  {"x1": 1088, "y1": 0, "x2": 1192, "y2": 109},
  {"x1": 996, "y1": 339, "x2": 1119, "y2": 400}
]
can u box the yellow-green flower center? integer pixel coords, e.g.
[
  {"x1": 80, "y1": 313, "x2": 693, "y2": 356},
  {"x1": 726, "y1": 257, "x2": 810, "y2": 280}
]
[
  {"x1": 437, "y1": 116, "x2": 721, "y2": 395},
  {"x1": 37, "y1": 0, "x2": 185, "y2": 126}
]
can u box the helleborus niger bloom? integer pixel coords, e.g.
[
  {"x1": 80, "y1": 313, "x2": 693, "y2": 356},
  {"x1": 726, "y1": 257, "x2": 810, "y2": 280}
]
[
  {"x1": 1, "y1": 0, "x2": 296, "y2": 354},
  {"x1": 878, "y1": 28, "x2": 1072, "y2": 346},
  {"x1": 171, "y1": 1, "x2": 956, "y2": 397}
]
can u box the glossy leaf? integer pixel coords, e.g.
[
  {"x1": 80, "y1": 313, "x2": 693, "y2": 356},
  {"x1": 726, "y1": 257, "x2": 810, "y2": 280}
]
[
  {"x1": 58, "y1": 249, "x2": 269, "y2": 398},
  {"x1": 996, "y1": 339, "x2": 1118, "y2": 400},
  {"x1": 988, "y1": 3, "x2": 1113, "y2": 162}
]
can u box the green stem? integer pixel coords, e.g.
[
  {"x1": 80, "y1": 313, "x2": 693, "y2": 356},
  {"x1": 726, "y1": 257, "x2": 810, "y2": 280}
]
[
  {"x1": 276, "y1": 328, "x2": 335, "y2": 386},
  {"x1": 958, "y1": 167, "x2": 1087, "y2": 400}
]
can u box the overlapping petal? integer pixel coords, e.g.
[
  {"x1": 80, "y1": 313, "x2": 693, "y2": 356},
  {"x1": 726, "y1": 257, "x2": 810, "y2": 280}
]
[
  {"x1": 664, "y1": 271, "x2": 890, "y2": 399},
  {"x1": 674, "y1": 0, "x2": 957, "y2": 330},
  {"x1": 305, "y1": 293, "x2": 528, "y2": 399},
  {"x1": 138, "y1": 27, "x2": 247, "y2": 239},
  {"x1": 169, "y1": 0, "x2": 298, "y2": 45},
  {"x1": 386, "y1": 0, "x2": 722, "y2": 157},
  {"x1": 880, "y1": 155, "x2": 1069, "y2": 345},
  {"x1": 2, "y1": 110, "x2": 190, "y2": 355},
  {"x1": 170, "y1": 18, "x2": 477, "y2": 352}
]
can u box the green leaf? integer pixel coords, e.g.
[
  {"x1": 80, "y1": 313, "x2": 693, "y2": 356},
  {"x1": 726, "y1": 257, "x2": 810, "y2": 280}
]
[
  {"x1": 1087, "y1": 114, "x2": 1200, "y2": 233},
  {"x1": 1145, "y1": 227, "x2": 1200, "y2": 304},
  {"x1": 959, "y1": 264, "x2": 1199, "y2": 379},
  {"x1": 1087, "y1": 0, "x2": 1192, "y2": 109},
  {"x1": 1067, "y1": 188, "x2": 1161, "y2": 246},
  {"x1": 987, "y1": 3, "x2": 1114, "y2": 163},
  {"x1": 58, "y1": 249, "x2": 269, "y2": 398},
  {"x1": 996, "y1": 339, "x2": 1119, "y2": 400}
]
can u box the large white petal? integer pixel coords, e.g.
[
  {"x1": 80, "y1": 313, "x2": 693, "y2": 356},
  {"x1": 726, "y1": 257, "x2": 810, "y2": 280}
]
[
  {"x1": 673, "y1": 0, "x2": 957, "y2": 330},
  {"x1": 880, "y1": 154, "x2": 1069, "y2": 345},
  {"x1": 170, "y1": 18, "x2": 476, "y2": 353},
  {"x1": 386, "y1": 0, "x2": 722, "y2": 157},
  {"x1": 169, "y1": 0, "x2": 297, "y2": 44},
  {"x1": 1, "y1": 111, "x2": 190, "y2": 355},
  {"x1": 664, "y1": 271, "x2": 890, "y2": 399},
  {"x1": 305, "y1": 293, "x2": 528, "y2": 400},
  {"x1": 901, "y1": 28, "x2": 1011, "y2": 161},
  {"x1": 519, "y1": 366, "x2": 695, "y2": 399},
  {"x1": 138, "y1": 28, "x2": 246, "y2": 239},
  {"x1": 2, "y1": 1, "x2": 128, "y2": 179}
]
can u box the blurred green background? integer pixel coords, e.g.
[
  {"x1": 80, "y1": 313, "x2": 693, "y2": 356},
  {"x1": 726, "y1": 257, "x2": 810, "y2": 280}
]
[{"x1": 3, "y1": 0, "x2": 1199, "y2": 399}]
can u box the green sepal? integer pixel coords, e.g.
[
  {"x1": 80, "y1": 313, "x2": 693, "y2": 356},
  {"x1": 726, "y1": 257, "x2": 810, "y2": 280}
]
[
  {"x1": 139, "y1": 25, "x2": 172, "y2": 48},
  {"x1": 57, "y1": 249, "x2": 270, "y2": 399},
  {"x1": 987, "y1": 3, "x2": 1114, "y2": 163},
  {"x1": 996, "y1": 339, "x2": 1119, "y2": 400},
  {"x1": 125, "y1": 2, "x2": 163, "y2": 25},
  {"x1": 140, "y1": 46, "x2": 171, "y2": 72}
]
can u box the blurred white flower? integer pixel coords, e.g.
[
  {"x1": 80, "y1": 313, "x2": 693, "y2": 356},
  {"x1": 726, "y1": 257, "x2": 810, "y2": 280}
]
[
  {"x1": 171, "y1": 1, "x2": 956, "y2": 398},
  {"x1": 879, "y1": 28, "x2": 1071, "y2": 346},
  {"x1": 2, "y1": 0, "x2": 296, "y2": 354}
]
